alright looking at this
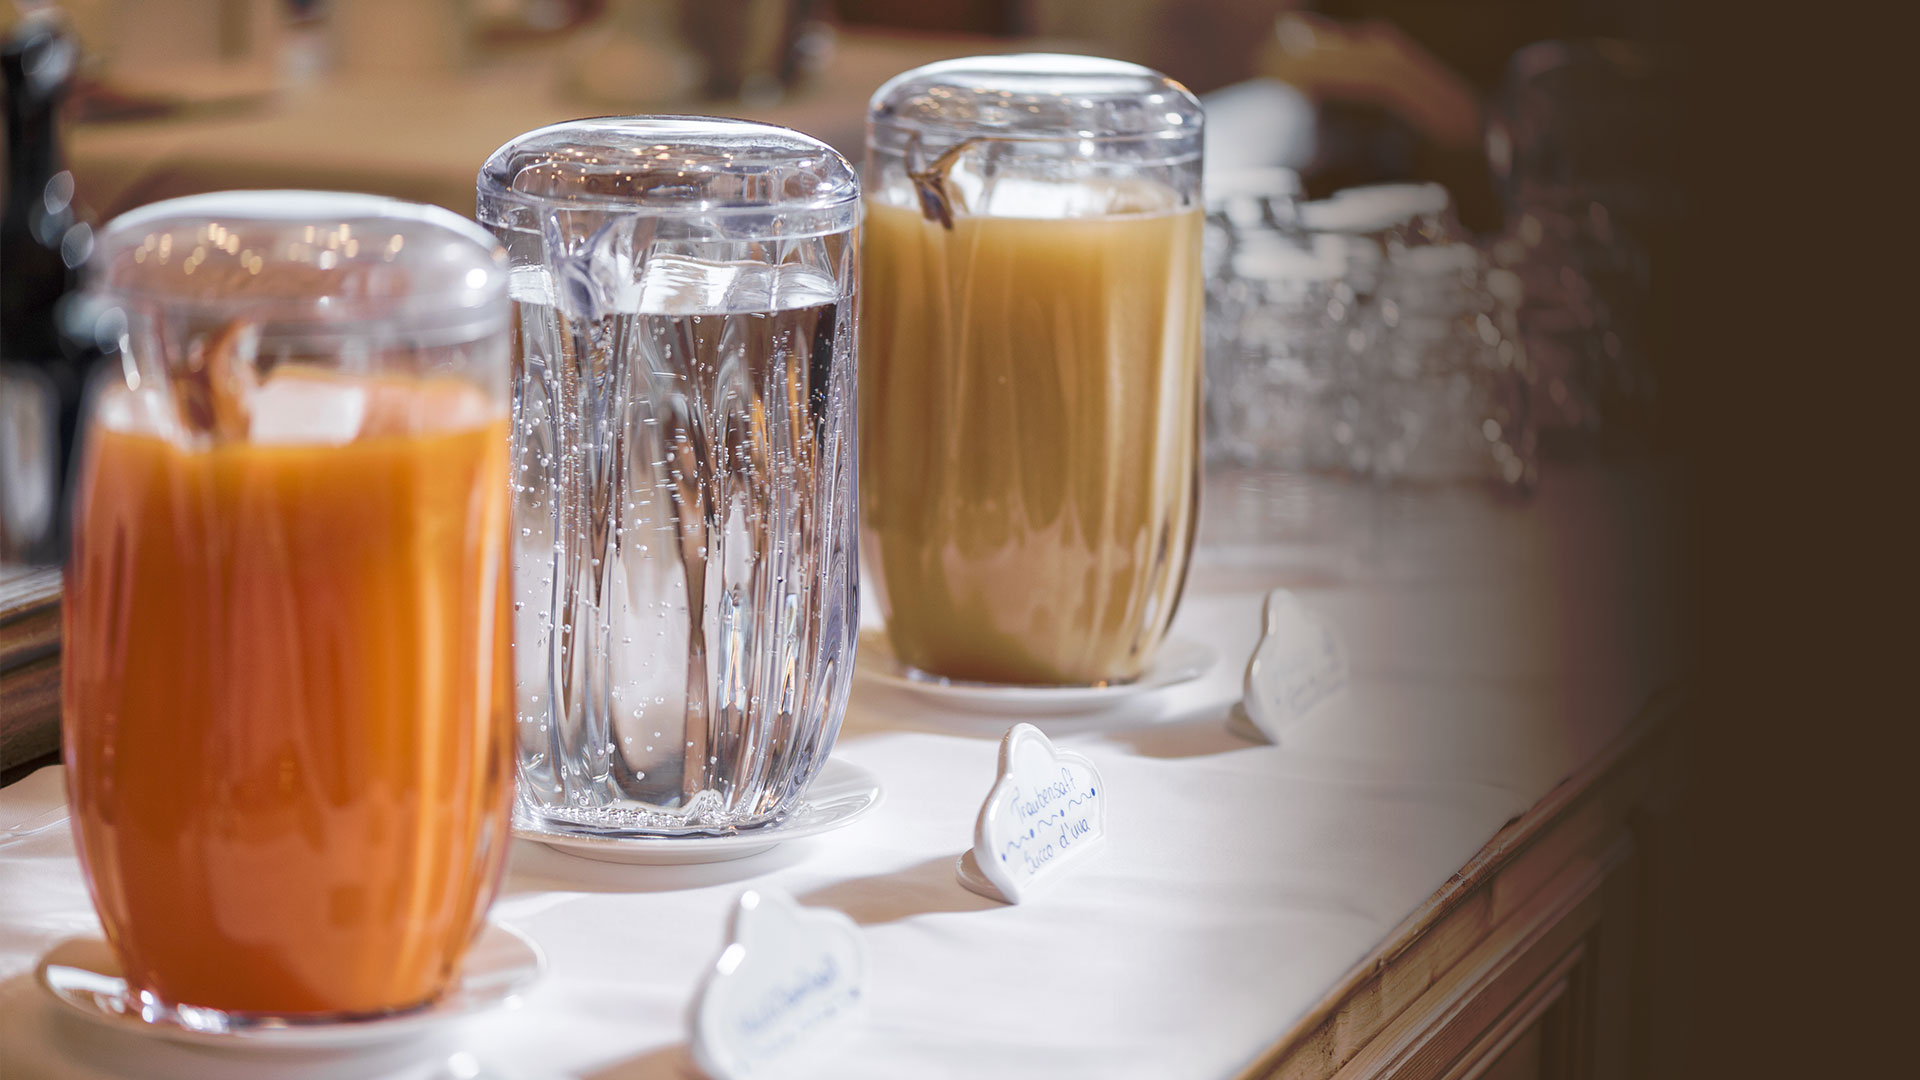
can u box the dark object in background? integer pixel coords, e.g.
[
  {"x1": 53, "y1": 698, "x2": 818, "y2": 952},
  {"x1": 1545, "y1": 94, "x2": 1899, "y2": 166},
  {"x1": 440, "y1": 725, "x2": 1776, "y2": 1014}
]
[
  {"x1": 683, "y1": 0, "x2": 831, "y2": 100},
  {"x1": 1, "y1": 14, "x2": 76, "y2": 362},
  {"x1": 566, "y1": 0, "x2": 835, "y2": 108},
  {"x1": 2, "y1": 11, "x2": 107, "y2": 565},
  {"x1": 833, "y1": 0, "x2": 1020, "y2": 36}
]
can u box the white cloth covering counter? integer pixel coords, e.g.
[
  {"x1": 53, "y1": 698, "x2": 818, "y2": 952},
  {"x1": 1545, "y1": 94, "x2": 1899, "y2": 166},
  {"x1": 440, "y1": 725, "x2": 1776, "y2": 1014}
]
[{"x1": 0, "y1": 463, "x2": 1684, "y2": 1080}]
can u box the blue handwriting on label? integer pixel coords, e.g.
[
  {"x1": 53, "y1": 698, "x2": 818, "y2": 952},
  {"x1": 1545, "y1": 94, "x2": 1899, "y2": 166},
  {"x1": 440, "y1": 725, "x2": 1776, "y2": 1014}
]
[
  {"x1": 732, "y1": 954, "x2": 857, "y2": 1059},
  {"x1": 997, "y1": 767, "x2": 1100, "y2": 876}
]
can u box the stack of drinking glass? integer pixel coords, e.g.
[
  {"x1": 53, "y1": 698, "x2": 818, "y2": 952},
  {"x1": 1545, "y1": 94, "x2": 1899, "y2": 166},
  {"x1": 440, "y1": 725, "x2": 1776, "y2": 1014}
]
[
  {"x1": 1199, "y1": 177, "x2": 1535, "y2": 575},
  {"x1": 1485, "y1": 39, "x2": 1679, "y2": 447}
]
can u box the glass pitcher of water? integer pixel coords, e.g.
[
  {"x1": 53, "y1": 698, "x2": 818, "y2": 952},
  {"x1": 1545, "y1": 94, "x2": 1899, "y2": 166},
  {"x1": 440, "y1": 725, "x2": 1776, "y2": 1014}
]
[{"x1": 478, "y1": 117, "x2": 860, "y2": 835}]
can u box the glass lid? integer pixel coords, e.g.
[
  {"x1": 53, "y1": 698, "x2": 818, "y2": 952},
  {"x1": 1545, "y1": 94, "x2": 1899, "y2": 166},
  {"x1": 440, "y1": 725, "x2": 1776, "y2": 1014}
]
[
  {"x1": 95, "y1": 190, "x2": 507, "y2": 335},
  {"x1": 869, "y1": 54, "x2": 1202, "y2": 158},
  {"x1": 477, "y1": 116, "x2": 860, "y2": 239}
]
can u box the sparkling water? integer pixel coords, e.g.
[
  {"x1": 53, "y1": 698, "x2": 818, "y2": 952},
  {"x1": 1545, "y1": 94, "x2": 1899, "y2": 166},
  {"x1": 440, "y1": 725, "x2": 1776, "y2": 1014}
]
[{"x1": 509, "y1": 254, "x2": 857, "y2": 834}]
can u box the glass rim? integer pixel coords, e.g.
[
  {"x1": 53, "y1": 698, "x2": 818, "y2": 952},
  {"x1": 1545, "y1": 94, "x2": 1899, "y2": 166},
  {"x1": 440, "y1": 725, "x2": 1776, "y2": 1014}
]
[
  {"x1": 867, "y1": 119, "x2": 1204, "y2": 160},
  {"x1": 101, "y1": 190, "x2": 501, "y2": 253}
]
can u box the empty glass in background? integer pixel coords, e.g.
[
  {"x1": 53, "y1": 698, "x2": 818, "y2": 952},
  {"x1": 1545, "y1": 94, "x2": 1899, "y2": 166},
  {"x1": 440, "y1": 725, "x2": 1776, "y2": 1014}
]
[
  {"x1": 1485, "y1": 39, "x2": 1681, "y2": 447},
  {"x1": 1203, "y1": 167, "x2": 1328, "y2": 470},
  {"x1": 479, "y1": 118, "x2": 860, "y2": 836},
  {"x1": 1199, "y1": 167, "x2": 1370, "y2": 572},
  {"x1": 1371, "y1": 240, "x2": 1535, "y2": 496},
  {"x1": 1300, "y1": 181, "x2": 1460, "y2": 303},
  {"x1": 1199, "y1": 178, "x2": 1536, "y2": 576},
  {"x1": 1322, "y1": 184, "x2": 1536, "y2": 574}
]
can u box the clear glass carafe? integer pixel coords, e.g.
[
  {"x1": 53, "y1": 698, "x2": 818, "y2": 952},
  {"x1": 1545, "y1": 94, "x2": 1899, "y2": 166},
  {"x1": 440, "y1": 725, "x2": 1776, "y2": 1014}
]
[
  {"x1": 478, "y1": 117, "x2": 860, "y2": 835},
  {"x1": 861, "y1": 55, "x2": 1205, "y2": 687}
]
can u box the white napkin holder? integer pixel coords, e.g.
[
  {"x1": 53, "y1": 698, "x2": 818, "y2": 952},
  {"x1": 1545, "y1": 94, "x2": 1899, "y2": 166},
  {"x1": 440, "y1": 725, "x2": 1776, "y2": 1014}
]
[
  {"x1": 956, "y1": 723, "x2": 1108, "y2": 904},
  {"x1": 690, "y1": 889, "x2": 866, "y2": 1080},
  {"x1": 1230, "y1": 588, "x2": 1350, "y2": 743}
]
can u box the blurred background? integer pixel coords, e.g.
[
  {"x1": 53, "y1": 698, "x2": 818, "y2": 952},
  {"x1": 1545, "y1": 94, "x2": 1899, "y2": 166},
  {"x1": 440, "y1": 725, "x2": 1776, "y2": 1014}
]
[
  {"x1": 5, "y1": 9, "x2": 1903, "y2": 1073},
  {"x1": 1, "y1": 0, "x2": 1683, "y2": 776},
  {"x1": 1, "y1": 0, "x2": 1682, "y2": 562}
]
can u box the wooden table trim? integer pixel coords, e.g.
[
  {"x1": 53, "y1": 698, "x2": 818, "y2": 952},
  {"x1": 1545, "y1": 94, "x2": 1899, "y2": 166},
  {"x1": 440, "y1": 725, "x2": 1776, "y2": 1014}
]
[
  {"x1": 1234, "y1": 682, "x2": 1686, "y2": 1079},
  {"x1": 1, "y1": 567, "x2": 63, "y2": 781}
]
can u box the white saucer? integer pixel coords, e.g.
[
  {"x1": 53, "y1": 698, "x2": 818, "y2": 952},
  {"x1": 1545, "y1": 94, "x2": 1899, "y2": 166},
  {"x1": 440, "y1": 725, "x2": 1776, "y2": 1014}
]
[
  {"x1": 856, "y1": 632, "x2": 1216, "y2": 714},
  {"x1": 512, "y1": 758, "x2": 883, "y2": 865},
  {"x1": 36, "y1": 921, "x2": 544, "y2": 1052}
]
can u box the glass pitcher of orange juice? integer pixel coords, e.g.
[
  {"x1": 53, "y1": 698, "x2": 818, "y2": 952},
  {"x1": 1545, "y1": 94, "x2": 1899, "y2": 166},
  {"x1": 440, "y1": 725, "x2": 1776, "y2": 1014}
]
[
  {"x1": 861, "y1": 55, "x2": 1206, "y2": 686},
  {"x1": 61, "y1": 192, "x2": 514, "y2": 1022}
]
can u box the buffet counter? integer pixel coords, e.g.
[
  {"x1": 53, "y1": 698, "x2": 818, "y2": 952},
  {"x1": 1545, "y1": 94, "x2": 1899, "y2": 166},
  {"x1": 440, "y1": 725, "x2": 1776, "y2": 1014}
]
[{"x1": 0, "y1": 461, "x2": 1686, "y2": 1079}]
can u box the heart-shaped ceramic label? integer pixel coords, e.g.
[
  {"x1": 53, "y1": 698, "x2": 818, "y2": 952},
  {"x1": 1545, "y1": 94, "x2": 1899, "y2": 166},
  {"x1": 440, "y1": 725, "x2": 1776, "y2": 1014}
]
[
  {"x1": 690, "y1": 889, "x2": 866, "y2": 1080},
  {"x1": 1234, "y1": 588, "x2": 1349, "y2": 743},
  {"x1": 956, "y1": 723, "x2": 1107, "y2": 904}
]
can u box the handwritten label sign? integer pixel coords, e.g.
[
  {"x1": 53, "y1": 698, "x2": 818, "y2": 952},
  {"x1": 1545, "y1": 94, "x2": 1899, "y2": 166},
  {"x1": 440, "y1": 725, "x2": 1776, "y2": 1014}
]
[
  {"x1": 955, "y1": 724, "x2": 1107, "y2": 904},
  {"x1": 1234, "y1": 588, "x2": 1349, "y2": 743},
  {"x1": 690, "y1": 890, "x2": 866, "y2": 1080}
]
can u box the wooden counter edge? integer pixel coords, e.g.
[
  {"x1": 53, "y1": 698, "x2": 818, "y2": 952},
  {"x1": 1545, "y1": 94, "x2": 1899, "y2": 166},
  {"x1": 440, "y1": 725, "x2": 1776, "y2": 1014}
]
[
  {"x1": 1, "y1": 567, "x2": 63, "y2": 780},
  {"x1": 1234, "y1": 682, "x2": 1690, "y2": 1080}
]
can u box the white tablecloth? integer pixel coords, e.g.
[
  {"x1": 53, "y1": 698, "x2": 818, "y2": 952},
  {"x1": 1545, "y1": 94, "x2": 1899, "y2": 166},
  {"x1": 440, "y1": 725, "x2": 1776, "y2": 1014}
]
[{"x1": 0, "y1": 465, "x2": 1683, "y2": 1079}]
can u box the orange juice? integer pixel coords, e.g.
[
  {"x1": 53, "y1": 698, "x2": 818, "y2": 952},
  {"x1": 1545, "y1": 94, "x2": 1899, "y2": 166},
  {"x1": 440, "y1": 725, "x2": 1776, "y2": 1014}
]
[
  {"x1": 859, "y1": 197, "x2": 1204, "y2": 685},
  {"x1": 62, "y1": 371, "x2": 513, "y2": 1016}
]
